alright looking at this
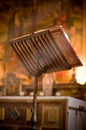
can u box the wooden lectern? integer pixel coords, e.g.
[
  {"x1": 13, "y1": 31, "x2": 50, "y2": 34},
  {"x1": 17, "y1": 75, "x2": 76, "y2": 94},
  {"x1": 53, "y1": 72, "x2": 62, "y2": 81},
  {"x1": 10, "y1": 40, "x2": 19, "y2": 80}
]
[{"x1": 9, "y1": 25, "x2": 82, "y2": 130}]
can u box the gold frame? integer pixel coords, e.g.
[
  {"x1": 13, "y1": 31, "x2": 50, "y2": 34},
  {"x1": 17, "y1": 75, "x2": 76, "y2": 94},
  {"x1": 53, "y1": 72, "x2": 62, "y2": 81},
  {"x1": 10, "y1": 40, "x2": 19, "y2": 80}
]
[
  {"x1": 26, "y1": 108, "x2": 32, "y2": 121},
  {"x1": 0, "y1": 107, "x2": 5, "y2": 120},
  {"x1": 41, "y1": 100, "x2": 68, "y2": 130}
]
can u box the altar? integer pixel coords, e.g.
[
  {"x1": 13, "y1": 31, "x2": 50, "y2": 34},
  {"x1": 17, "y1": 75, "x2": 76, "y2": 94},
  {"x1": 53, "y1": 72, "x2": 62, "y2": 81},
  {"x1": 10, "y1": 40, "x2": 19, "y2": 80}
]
[{"x1": 0, "y1": 96, "x2": 86, "y2": 130}]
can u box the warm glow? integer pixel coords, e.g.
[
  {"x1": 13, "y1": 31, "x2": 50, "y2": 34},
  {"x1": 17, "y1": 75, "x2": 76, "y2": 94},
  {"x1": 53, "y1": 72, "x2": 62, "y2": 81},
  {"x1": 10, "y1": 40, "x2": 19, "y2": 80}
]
[{"x1": 76, "y1": 65, "x2": 86, "y2": 85}]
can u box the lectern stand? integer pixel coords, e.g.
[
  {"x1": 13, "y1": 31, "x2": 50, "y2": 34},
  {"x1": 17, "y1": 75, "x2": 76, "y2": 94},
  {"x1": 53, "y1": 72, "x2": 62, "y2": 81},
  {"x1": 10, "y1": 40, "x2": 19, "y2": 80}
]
[
  {"x1": 9, "y1": 25, "x2": 82, "y2": 130},
  {"x1": 31, "y1": 58, "x2": 39, "y2": 130}
]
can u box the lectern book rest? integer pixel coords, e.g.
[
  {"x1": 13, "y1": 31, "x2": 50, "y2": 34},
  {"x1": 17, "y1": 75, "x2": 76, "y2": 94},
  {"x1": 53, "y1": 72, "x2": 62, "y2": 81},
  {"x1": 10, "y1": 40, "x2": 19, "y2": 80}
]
[
  {"x1": 9, "y1": 25, "x2": 82, "y2": 77},
  {"x1": 9, "y1": 25, "x2": 82, "y2": 130}
]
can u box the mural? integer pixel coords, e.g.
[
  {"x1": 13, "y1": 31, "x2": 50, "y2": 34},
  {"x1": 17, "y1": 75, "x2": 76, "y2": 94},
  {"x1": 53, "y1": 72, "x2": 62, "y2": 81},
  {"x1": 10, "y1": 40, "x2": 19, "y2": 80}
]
[{"x1": 0, "y1": 0, "x2": 83, "y2": 85}]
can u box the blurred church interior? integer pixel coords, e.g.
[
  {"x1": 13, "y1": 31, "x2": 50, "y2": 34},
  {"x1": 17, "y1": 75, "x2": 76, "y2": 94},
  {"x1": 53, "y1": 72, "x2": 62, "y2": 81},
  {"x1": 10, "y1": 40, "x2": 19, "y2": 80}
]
[{"x1": 0, "y1": 0, "x2": 86, "y2": 130}]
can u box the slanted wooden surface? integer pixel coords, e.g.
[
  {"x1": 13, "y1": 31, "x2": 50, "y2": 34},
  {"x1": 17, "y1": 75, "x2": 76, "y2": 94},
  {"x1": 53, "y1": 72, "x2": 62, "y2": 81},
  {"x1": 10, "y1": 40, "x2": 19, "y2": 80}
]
[{"x1": 9, "y1": 25, "x2": 82, "y2": 76}]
